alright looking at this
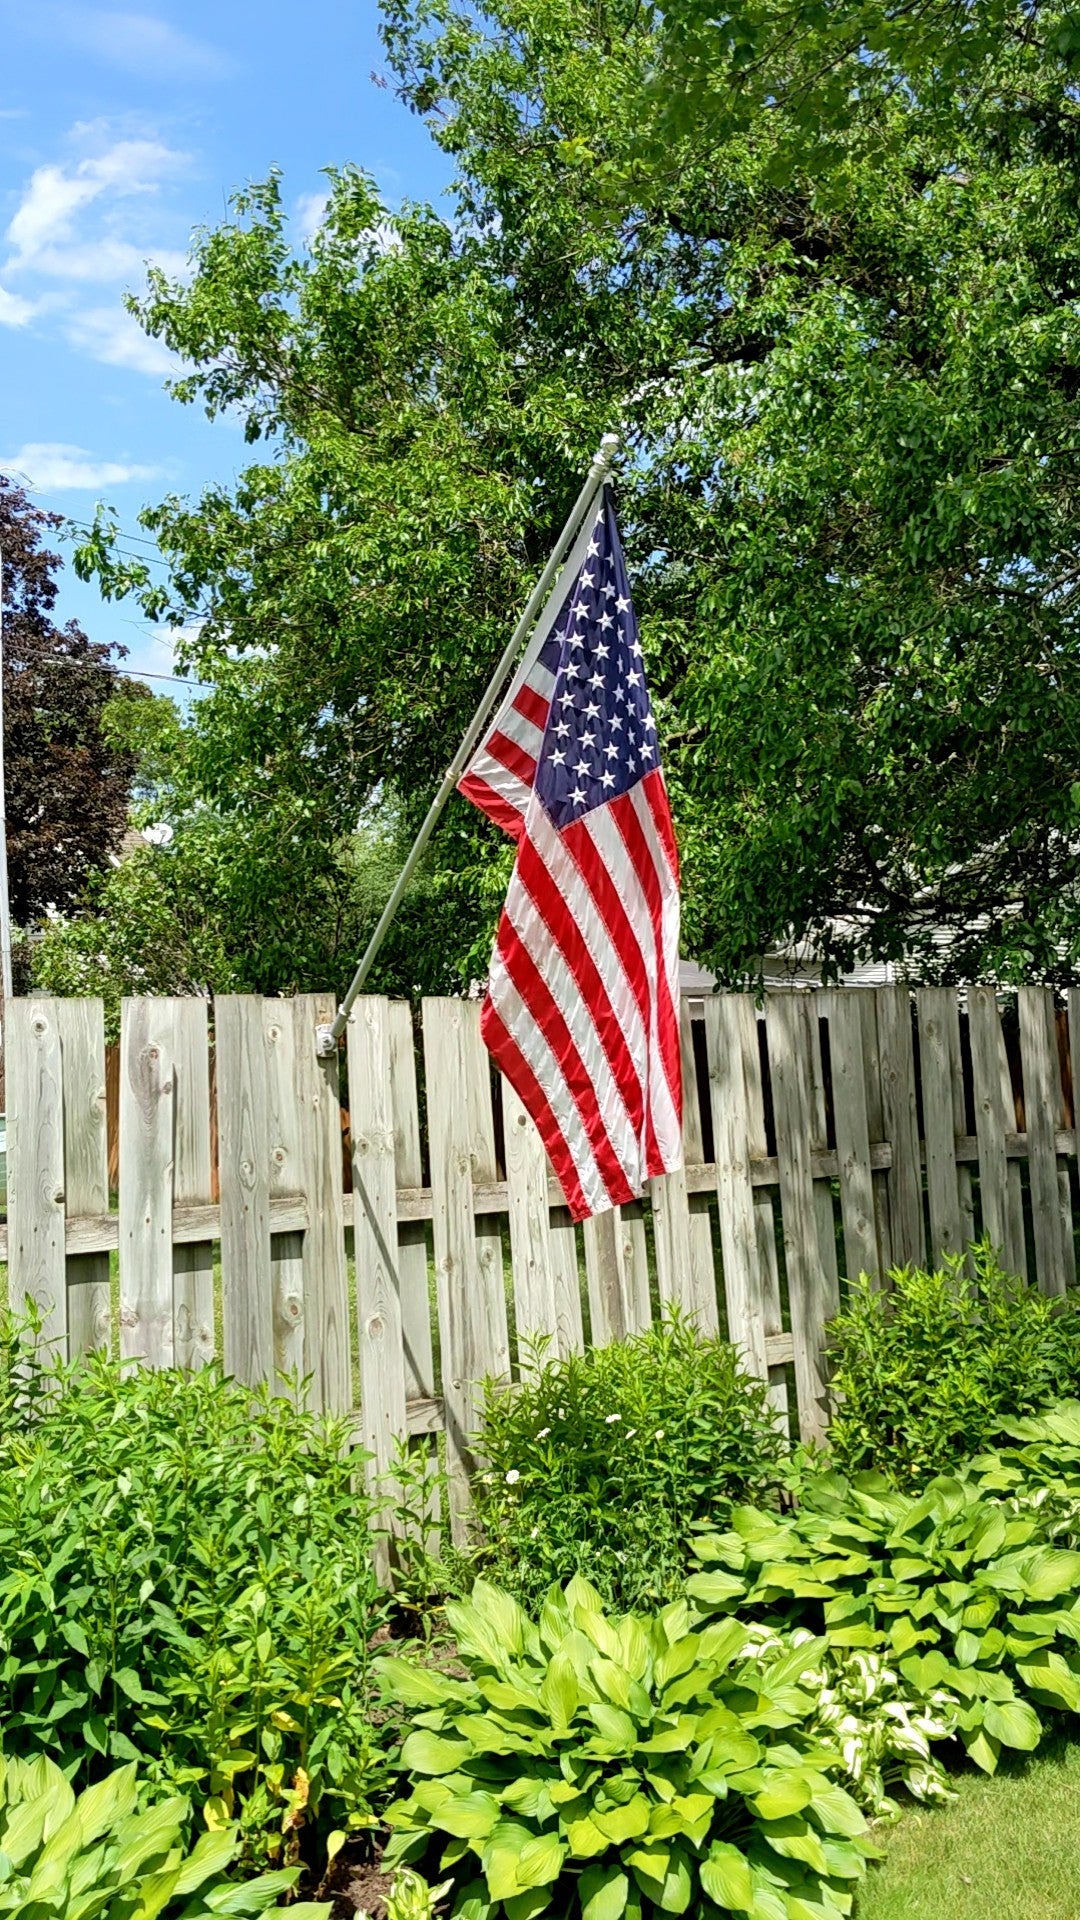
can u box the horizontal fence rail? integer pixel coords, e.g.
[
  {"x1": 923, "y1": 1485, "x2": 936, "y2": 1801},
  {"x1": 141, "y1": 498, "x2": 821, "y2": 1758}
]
[{"x1": 5, "y1": 985, "x2": 1080, "y2": 1544}]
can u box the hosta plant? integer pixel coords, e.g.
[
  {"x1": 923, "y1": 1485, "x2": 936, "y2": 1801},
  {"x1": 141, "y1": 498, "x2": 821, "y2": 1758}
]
[
  {"x1": 379, "y1": 1576, "x2": 879, "y2": 1920},
  {"x1": 0, "y1": 1751, "x2": 331, "y2": 1916},
  {"x1": 742, "y1": 1627, "x2": 957, "y2": 1820},
  {"x1": 688, "y1": 1464, "x2": 1080, "y2": 1776}
]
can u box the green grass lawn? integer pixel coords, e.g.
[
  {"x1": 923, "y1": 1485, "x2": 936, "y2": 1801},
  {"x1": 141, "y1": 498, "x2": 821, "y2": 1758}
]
[{"x1": 857, "y1": 1737, "x2": 1080, "y2": 1919}]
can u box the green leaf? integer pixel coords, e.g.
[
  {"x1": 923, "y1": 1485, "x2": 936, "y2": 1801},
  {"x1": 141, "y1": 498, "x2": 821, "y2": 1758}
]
[
  {"x1": 378, "y1": 1658, "x2": 470, "y2": 1709},
  {"x1": 963, "y1": 1727, "x2": 1001, "y2": 1774},
  {"x1": 452, "y1": 1879, "x2": 493, "y2": 1920},
  {"x1": 1018, "y1": 1551, "x2": 1080, "y2": 1603},
  {"x1": 758, "y1": 1816, "x2": 828, "y2": 1875},
  {"x1": 806, "y1": 1783, "x2": 866, "y2": 1839},
  {"x1": 563, "y1": 1816, "x2": 608, "y2": 1858},
  {"x1": 753, "y1": 1775, "x2": 812, "y2": 1821},
  {"x1": 685, "y1": 1571, "x2": 748, "y2": 1610},
  {"x1": 983, "y1": 1699, "x2": 1041, "y2": 1751},
  {"x1": 593, "y1": 1796, "x2": 650, "y2": 1843},
  {"x1": 485, "y1": 1822, "x2": 537, "y2": 1899},
  {"x1": 517, "y1": 1833, "x2": 566, "y2": 1890},
  {"x1": 539, "y1": 1653, "x2": 581, "y2": 1728},
  {"x1": 430, "y1": 1793, "x2": 502, "y2": 1841},
  {"x1": 579, "y1": 1865, "x2": 630, "y2": 1920},
  {"x1": 586, "y1": 1703, "x2": 636, "y2": 1751},
  {"x1": 1016, "y1": 1651, "x2": 1080, "y2": 1713},
  {"x1": 700, "y1": 1842, "x2": 754, "y2": 1911},
  {"x1": 505, "y1": 1890, "x2": 552, "y2": 1920},
  {"x1": 401, "y1": 1731, "x2": 473, "y2": 1775},
  {"x1": 565, "y1": 1576, "x2": 607, "y2": 1614}
]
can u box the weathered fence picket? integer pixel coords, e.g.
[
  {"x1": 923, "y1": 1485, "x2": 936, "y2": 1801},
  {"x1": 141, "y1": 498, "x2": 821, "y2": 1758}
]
[{"x1": 6, "y1": 981, "x2": 1080, "y2": 1534}]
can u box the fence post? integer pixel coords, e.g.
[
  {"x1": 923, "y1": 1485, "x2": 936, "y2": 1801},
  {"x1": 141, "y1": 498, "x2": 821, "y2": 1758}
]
[
  {"x1": 119, "y1": 998, "x2": 176, "y2": 1369},
  {"x1": 766, "y1": 995, "x2": 839, "y2": 1444},
  {"x1": 7, "y1": 997, "x2": 66, "y2": 1348},
  {"x1": 55, "y1": 998, "x2": 109, "y2": 1355}
]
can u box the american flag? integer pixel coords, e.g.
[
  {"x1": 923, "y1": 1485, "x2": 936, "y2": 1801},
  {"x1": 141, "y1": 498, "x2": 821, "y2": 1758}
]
[{"x1": 459, "y1": 486, "x2": 682, "y2": 1221}]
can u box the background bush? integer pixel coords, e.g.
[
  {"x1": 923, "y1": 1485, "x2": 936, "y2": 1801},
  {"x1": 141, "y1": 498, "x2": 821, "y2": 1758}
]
[
  {"x1": 827, "y1": 1244, "x2": 1080, "y2": 1484},
  {"x1": 0, "y1": 1321, "x2": 396, "y2": 1873},
  {"x1": 471, "y1": 1315, "x2": 786, "y2": 1614}
]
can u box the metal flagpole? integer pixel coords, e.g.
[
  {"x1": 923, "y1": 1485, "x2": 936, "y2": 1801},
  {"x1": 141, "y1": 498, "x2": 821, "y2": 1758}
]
[
  {"x1": 0, "y1": 550, "x2": 13, "y2": 1010},
  {"x1": 315, "y1": 432, "x2": 619, "y2": 1056}
]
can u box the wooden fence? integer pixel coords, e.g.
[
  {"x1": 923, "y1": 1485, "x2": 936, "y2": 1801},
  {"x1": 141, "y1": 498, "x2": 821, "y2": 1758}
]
[{"x1": 4, "y1": 986, "x2": 1080, "y2": 1543}]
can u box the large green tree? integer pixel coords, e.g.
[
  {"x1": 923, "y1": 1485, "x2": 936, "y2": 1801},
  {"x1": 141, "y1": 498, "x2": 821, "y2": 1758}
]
[{"x1": 71, "y1": 0, "x2": 1080, "y2": 989}]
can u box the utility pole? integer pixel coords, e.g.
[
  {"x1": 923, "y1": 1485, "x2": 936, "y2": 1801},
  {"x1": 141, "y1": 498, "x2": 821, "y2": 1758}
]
[{"x1": 0, "y1": 548, "x2": 13, "y2": 1014}]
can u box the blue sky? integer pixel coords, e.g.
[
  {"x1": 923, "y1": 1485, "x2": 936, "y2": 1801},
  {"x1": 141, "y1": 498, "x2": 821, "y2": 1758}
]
[{"x1": 0, "y1": 1, "x2": 452, "y2": 693}]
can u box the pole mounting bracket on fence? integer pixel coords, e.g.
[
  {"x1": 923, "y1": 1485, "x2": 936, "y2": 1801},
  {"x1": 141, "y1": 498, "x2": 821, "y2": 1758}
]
[{"x1": 313, "y1": 434, "x2": 620, "y2": 1060}]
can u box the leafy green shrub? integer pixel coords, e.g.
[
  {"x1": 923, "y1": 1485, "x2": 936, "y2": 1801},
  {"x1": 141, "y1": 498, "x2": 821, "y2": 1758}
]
[
  {"x1": 0, "y1": 1323, "x2": 395, "y2": 1870},
  {"x1": 472, "y1": 1315, "x2": 786, "y2": 1612},
  {"x1": 380, "y1": 1575, "x2": 878, "y2": 1920},
  {"x1": 827, "y1": 1243, "x2": 1080, "y2": 1482},
  {"x1": 0, "y1": 1751, "x2": 330, "y2": 1916},
  {"x1": 688, "y1": 1453, "x2": 1080, "y2": 1777}
]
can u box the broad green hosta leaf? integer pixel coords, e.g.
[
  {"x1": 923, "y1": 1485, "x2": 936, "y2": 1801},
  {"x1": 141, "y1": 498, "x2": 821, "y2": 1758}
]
[
  {"x1": 753, "y1": 1776, "x2": 812, "y2": 1821},
  {"x1": 586, "y1": 1705, "x2": 636, "y2": 1753},
  {"x1": 382, "y1": 1658, "x2": 474, "y2": 1710},
  {"x1": 757, "y1": 1816, "x2": 829, "y2": 1875},
  {"x1": 684, "y1": 1571, "x2": 745, "y2": 1608},
  {"x1": 538, "y1": 1651, "x2": 581, "y2": 1727},
  {"x1": 700, "y1": 1841, "x2": 754, "y2": 1910},
  {"x1": 627, "y1": 1841, "x2": 693, "y2": 1913},
  {"x1": 579, "y1": 1864, "x2": 629, "y2": 1920},
  {"x1": 1015, "y1": 1650, "x2": 1080, "y2": 1712},
  {"x1": 592, "y1": 1796, "x2": 651, "y2": 1842},
  {"x1": 402, "y1": 1732, "x2": 474, "y2": 1775},
  {"x1": 982, "y1": 1698, "x2": 1041, "y2": 1750},
  {"x1": 429, "y1": 1793, "x2": 502, "y2": 1841},
  {"x1": 1017, "y1": 1551, "x2": 1080, "y2": 1603}
]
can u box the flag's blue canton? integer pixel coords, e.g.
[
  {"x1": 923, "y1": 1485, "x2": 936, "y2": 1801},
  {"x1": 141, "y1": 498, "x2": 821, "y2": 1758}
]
[{"x1": 534, "y1": 487, "x2": 657, "y2": 830}]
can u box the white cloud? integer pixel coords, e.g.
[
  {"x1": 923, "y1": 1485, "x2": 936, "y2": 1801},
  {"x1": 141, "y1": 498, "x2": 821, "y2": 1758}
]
[
  {"x1": 1, "y1": 129, "x2": 190, "y2": 370},
  {"x1": 3, "y1": 441, "x2": 163, "y2": 490},
  {"x1": 43, "y1": 9, "x2": 227, "y2": 79},
  {"x1": 65, "y1": 305, "x2": 176, "y2": 374},
  {"x1": 0, "y1": 284, "x2": 34, "y2": 325},
  {"x1": 6, "y1": 140, "x2": 188, "y2": 270}
]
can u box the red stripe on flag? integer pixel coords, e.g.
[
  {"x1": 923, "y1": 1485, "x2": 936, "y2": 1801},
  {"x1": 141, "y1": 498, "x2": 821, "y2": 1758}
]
[
  {"x1": 480, "y1": 999, "x2": 590, "y2": 1220},
  {"x1": 495, "y1": 915, "x2": 635, "y2": 1209},
  {"x1": 512, "y1": 683, "x2": 551, "y2": 730},
  {"x1": 485, "y1": 730, "x2": 538, "y2": 787},
  {"x1": 515, "y1": 831, "x2": 645, "y2": 1137},
  {"x1": 457, "y1": 772, "x2": 527, "y2": 841},
  {"x1": 642, "y1": 767, "x2": 680, "y2": 884}
]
